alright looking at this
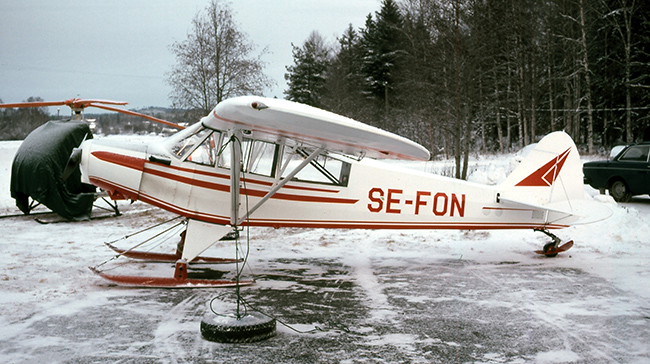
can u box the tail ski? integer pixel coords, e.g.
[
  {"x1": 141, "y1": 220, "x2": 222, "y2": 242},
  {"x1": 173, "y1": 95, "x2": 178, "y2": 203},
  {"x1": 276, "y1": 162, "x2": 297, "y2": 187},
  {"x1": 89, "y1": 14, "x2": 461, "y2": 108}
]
[{"x1": 497, "y1": 131, "x2": 584, "y2": 223}]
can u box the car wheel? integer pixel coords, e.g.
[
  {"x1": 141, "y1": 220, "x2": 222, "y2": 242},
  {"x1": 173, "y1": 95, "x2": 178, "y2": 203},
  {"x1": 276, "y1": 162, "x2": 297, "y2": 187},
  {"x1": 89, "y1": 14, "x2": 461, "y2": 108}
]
[{"x1": 609, "y1": 180, "x2": 631, "y2": 202}]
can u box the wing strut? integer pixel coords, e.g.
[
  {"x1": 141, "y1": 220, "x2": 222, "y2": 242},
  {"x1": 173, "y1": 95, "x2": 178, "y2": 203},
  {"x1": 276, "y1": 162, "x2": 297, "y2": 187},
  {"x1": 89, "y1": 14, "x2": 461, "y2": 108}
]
[
  {"x1": 233, "y1": 145, "x2": 325, "y2": 226},
  {"x1": 230, "y1": 131, "x2": 243, "y2": 226}
]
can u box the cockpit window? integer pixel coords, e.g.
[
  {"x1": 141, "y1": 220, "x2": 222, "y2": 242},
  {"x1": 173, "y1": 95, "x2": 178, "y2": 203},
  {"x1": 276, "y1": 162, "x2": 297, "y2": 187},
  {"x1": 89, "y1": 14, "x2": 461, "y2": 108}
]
[
  {"x1": 215, "y1": 138, "x2": 350, "y2": 186},
  {"x1": 217, "y1": 138, "x2": 277, "y2": 177},
  {"x1": 169, "y1": 127, "x2": 211, "y2": 158},
  {"x1": 280, "y1": 147, "x2": 350, "y2": 186},
  {"x1": 167, "y1": 126, "x2": 351, "y2": 186},
  {"x1": 187, "y1": 131, "x2": 220, "y2": 166},
  {"x1": 166, "y1": 125, "x2": 220, "y2": 166},
  {"x1": 245, "y1": 140, "x2": 277, "y2": 176}
]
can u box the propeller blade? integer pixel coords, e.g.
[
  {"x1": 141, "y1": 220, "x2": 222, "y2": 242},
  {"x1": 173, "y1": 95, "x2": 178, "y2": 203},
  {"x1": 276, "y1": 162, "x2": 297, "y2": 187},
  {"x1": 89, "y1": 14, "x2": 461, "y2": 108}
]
[{"x1": 61, "y1": 147, "x2": 83, "y2": 181}]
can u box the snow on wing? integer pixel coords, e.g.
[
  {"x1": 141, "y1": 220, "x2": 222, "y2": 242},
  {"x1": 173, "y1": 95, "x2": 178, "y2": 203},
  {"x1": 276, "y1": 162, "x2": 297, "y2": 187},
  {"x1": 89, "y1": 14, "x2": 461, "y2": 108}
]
[{"x1": 206, "y1": 96, "x2": 431, "y2": 161}]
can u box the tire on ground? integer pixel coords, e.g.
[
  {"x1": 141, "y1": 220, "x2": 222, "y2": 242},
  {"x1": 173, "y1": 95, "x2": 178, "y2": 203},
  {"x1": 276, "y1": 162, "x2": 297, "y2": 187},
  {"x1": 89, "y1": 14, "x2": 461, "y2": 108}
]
[
  {"x1": 543, "y1": 242, "x2": 559, "y2": 258},
  {"x1": 609, "y1": 180, "x2": 631, "y2": 202},
  {"x1": 201, "y1": 311, "x2": 276, "y2": 343}
]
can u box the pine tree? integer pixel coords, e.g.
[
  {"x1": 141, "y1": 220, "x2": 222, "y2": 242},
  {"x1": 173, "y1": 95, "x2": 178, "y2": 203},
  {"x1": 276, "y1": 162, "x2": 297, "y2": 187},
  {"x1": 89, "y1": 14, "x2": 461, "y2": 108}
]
[
  {"x1": 322, "y1": 24, "x2": 368, "y2": 120},
  {"x1": 284, "y1": 31, "x2": 331, "y2": 107},
  {"x1": 360, "y1": 0, "x2": 407, "y2": 114}
]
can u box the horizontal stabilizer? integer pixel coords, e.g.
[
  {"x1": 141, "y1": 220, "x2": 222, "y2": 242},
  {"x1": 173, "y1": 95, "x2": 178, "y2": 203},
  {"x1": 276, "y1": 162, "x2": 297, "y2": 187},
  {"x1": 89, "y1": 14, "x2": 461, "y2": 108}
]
[
  {"x1": 497, "y1": 195, "x2": 574, "y2": 217},
  {"x1": 497, "y1": 195, "x2": 581, "y2": 226}
]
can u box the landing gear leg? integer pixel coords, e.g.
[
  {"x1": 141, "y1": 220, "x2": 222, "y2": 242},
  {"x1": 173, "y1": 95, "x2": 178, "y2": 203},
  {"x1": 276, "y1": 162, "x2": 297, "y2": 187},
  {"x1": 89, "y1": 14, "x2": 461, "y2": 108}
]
[{"x1": 533, "y1": 228, "x2": 574, "y2": 257}]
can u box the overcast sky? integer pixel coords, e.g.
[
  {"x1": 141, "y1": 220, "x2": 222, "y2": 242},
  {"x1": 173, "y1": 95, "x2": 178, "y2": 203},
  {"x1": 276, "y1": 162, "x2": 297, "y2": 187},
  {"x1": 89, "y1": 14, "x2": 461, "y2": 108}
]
[{"x1": 0, "y1": 0, "x2": 379, "y2": 114}]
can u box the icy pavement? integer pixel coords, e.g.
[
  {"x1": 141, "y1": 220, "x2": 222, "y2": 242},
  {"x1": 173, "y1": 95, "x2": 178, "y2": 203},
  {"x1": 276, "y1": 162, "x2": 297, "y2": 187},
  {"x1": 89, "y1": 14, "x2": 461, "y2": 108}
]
[{"x1": 1, "y1": 205, "x2": 649, "y2": 363}]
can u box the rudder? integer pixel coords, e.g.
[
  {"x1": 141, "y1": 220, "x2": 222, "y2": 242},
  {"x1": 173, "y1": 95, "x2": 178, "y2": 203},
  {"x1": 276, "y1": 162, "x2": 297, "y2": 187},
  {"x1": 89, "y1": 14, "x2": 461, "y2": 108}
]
[{"x1": 498, "y1": 132, "x2": 583, "y2": 208}]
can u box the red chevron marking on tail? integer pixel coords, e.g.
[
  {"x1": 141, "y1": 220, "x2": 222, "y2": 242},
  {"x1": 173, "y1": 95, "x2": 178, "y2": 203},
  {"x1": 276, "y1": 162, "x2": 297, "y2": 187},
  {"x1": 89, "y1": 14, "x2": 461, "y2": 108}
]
[{"x1": 515, "y1": 147, "x2": 571, "y2": 187}]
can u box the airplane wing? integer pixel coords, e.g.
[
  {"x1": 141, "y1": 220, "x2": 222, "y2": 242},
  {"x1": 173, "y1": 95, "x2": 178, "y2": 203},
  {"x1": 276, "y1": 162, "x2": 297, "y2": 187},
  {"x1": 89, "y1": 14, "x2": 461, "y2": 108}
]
[{"x1": 205, "y1": 96, "x2": 431, "y2": 161}]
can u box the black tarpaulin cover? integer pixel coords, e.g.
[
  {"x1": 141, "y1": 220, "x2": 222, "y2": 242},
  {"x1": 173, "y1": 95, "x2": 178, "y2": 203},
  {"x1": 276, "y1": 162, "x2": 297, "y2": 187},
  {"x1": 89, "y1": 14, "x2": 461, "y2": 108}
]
[{"x1": 10, "y1": 120, "x2": 96, "y2": 220}]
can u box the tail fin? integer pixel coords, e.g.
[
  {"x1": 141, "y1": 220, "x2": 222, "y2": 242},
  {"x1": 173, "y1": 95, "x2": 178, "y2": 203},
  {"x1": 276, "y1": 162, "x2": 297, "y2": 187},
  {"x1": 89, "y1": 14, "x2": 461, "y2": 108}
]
[{"x1": 498, "y1": 131, "x2": 583, "y2": 208}]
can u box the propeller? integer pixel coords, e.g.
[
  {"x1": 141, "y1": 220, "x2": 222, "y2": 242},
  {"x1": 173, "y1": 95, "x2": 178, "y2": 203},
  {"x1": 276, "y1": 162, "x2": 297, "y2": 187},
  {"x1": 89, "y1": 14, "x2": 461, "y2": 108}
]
[
  {"x1": 0, "y1": 98, "x2": 185, "y2": 130},
  {"x1": 61, "y1": 147, "x2": 83, "y2": 182},
  {"x1": 61, "y1": 130, "x2": 92, "y2": 182}
]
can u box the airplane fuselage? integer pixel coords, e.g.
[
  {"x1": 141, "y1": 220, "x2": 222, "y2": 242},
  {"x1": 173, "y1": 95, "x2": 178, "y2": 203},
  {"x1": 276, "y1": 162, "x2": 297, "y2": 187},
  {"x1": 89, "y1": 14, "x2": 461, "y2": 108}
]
[{"x1": 80, "y1": 126, "x2": 570, "y2": 231}]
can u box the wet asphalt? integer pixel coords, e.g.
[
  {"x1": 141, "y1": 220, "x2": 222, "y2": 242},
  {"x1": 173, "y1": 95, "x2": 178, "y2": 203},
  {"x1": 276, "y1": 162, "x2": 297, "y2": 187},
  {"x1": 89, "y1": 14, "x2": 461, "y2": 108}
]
[{"x1": 3, "y1": 255, "x2": 648, "y2": 363}]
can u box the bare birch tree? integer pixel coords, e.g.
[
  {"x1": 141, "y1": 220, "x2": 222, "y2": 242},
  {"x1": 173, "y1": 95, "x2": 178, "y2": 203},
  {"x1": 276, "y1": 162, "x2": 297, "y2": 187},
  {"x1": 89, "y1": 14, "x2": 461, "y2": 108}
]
[{"x1": 167, "y1": 0, "x2": 273, "y2": 114}]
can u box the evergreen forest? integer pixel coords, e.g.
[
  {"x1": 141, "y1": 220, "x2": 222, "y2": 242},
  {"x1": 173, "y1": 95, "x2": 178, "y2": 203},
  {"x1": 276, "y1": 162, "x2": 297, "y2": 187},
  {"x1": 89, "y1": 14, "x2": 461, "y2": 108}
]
[{"x1": 285, "y1": 0, "x2": 649, "y2": 177}]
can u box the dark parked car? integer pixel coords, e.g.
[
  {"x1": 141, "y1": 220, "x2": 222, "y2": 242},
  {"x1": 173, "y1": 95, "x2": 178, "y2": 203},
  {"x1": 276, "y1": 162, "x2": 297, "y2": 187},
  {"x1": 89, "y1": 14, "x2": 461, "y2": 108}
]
[{"x1": 583, "y1": 142, "x2": 650, "y2": 202}]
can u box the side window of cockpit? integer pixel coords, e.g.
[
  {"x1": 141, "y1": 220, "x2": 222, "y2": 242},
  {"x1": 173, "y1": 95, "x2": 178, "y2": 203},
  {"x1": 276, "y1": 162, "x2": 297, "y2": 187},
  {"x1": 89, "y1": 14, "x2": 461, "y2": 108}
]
[
  {"x1": 244, "y1": 140, "x2": 277, "y2": 176},
  {"x1": 216, "y1": 139, "x2": 277, "y2": 177},
  {"x1": 281, "y1": 148, "x2": 351, "y2": 186},
  {"x1": 170, "y1": 128, "x2": 212, "y2": 160},
  {"x1": 186, "y1": 131, "x2": 220, "y2": 166},
  {"x1": 216, "y1": 138, "x2": 245, "y2": 170}
]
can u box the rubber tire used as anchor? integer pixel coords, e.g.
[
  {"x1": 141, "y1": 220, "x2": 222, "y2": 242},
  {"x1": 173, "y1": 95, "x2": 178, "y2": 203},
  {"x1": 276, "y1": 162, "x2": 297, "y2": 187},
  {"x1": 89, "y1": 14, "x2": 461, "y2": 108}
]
[{"x1": 201, "y1": 311, "x2": 276, "y2": 343}]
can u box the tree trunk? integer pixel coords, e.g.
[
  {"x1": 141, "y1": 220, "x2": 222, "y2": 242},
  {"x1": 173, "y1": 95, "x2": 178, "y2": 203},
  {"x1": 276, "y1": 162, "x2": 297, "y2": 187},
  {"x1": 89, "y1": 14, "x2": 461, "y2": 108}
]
[
  {"x1": 531, "y1": 61, "x2": 537, "y2": 142},
  {"x1": 516, "y1": 55, "x2": 525, "y2": 148},
  {"x1": 579, "y1": 0, "x2": 595, "y2": 153},
  {"x1": 546, "y1": 30, "x2": 555, "y2": 132},
  {"x1": 454, "y1": 0, "x2": 462, "y2": 179},
  {"x1": 494, "y1": 65, "x2": 504, "y2": 153},
  {"x1": 624, "y1": 16, "x2": 632, "y2": 142},
  {"x1": 506, "y1": 63, "x2": 513, "y2": 149}
]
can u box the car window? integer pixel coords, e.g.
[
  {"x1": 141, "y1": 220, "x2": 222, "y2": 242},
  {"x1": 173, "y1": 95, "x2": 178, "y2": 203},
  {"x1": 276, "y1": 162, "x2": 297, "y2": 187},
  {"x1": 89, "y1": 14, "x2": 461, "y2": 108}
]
[{"x1": 619, "y1": 145, "x2": 650, "y2": 162}]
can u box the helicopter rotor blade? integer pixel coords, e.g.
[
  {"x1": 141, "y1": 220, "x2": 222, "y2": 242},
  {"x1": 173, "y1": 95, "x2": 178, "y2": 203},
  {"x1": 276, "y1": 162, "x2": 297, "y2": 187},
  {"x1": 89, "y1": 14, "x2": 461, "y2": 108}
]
[
  {"x1": 89, "y1": 103, "x2": 184, "y2": 130},
  {"x1": 63, "y1": 98, "x2": 128, "y2": 109},
  {"x1": 0, "y1": 98, "x2": 184, "y2": 130},
  {"x1": 0, "y1": 100, "x2": 67, "y2": 108},
  {"x1": 0, "y1": 99, "x2": 128, "y2": 109}
]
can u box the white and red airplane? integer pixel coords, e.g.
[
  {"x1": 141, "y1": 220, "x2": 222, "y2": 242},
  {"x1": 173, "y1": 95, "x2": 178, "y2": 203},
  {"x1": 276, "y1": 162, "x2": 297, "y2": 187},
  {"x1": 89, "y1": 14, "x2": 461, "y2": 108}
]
[
  {"x1": 66, "y1": 96, "x2": 587, "y2": 287},
  {"x1": 3, "y1": 96, "x2": 591, "y2": 287}
]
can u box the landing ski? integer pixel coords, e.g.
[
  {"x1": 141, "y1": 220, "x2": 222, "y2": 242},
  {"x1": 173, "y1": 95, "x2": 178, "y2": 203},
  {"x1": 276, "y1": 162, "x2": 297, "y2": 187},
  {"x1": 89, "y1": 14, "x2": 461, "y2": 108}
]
[
  {"x1": 105, "y1": 243, "x2": 241, "y2": 264},
  {"x1": 89, "y1": 267, "x2": 254, "y2": 288},
  {"x1": 0, "y1": 210, "x2": 53, "y2": 220},
  {"x1": 35, "y1": 213, "x2": 116, "y2": 224}
]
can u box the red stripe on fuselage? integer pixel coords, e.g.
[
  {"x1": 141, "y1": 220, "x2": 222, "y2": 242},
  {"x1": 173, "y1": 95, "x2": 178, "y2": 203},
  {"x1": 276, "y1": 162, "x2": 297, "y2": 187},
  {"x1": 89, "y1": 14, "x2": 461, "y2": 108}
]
[
  {"x1": 147, "y1": 162, "x2": 341, "y2": 193},
  {"x1": 90, "y1": 152, "x2": 357, "y2": 204},
  {"x1": 92, "y1": 151, "x2": 145, "y2": 171}
]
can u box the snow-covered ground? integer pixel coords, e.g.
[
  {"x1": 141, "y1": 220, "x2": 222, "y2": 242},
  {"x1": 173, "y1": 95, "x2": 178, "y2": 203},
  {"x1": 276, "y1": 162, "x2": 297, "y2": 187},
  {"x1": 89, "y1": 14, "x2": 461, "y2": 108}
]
[{"x1": 1, "y1": 136, "x2": 649, "y2": 363}]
